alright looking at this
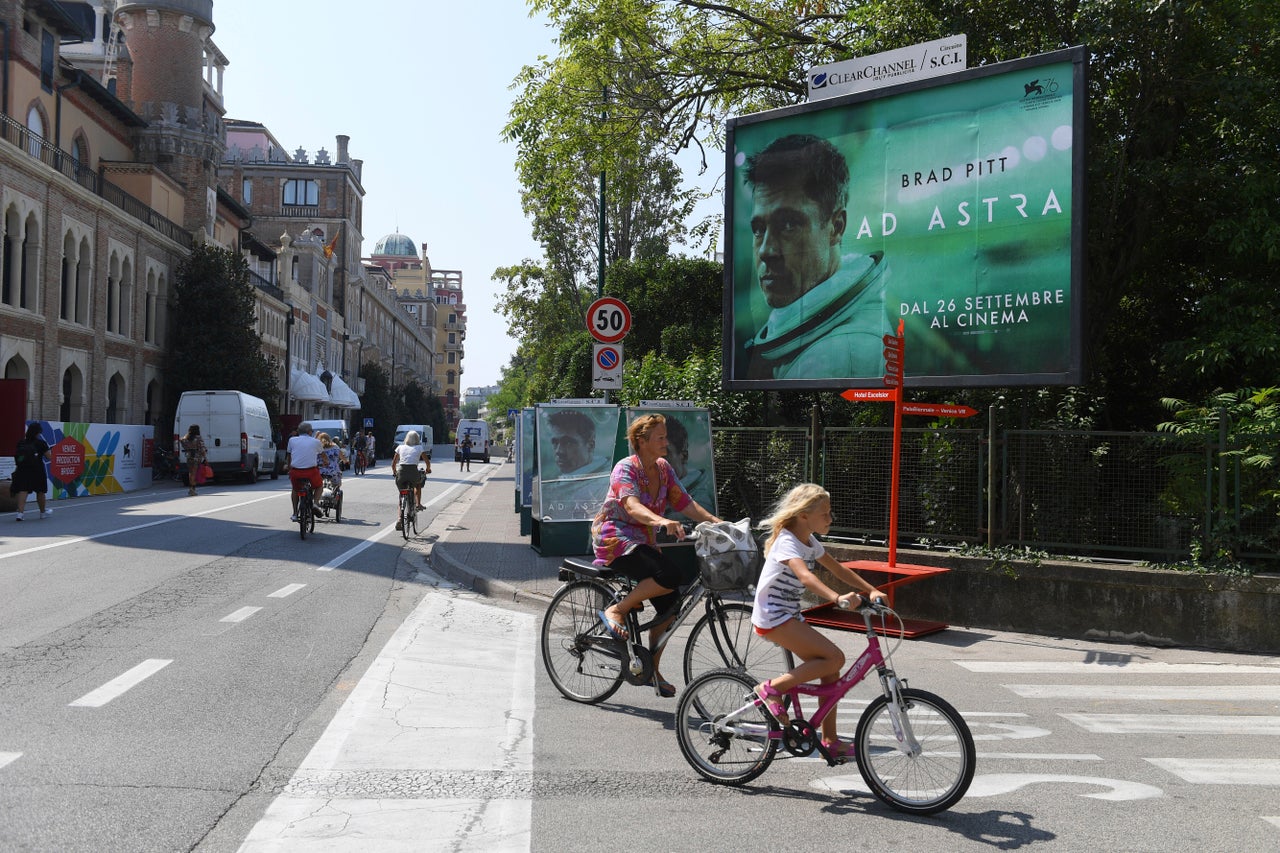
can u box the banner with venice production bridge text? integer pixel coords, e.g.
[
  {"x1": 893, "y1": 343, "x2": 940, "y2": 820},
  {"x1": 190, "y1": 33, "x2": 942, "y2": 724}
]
[
  {"x1": 724, "y1": 46, "x2": 1086, "y2": 390},
  {"x1": 2, "y1": 421, "x2": 154, "y2": 499}
]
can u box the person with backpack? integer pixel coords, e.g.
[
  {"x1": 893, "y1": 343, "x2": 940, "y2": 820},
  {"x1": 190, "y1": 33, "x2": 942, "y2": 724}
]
[{"x1": 11, "y1": 422, "x2": 52, "y2": 521}]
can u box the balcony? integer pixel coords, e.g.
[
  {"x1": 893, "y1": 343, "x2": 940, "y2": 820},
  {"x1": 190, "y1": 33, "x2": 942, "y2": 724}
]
[{"x1": 1, "y1": 112, "x2": 193, "y2": 249}]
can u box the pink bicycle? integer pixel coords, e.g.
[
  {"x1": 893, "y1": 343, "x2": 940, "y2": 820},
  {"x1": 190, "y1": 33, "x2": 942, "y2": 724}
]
[{"x1": 675, "y1": 599, "x2": 975, "y2": 814}]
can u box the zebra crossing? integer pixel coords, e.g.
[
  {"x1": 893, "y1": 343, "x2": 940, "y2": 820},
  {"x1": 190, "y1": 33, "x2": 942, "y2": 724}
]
[{"x1": 953, "y1": 657, "x2": 1280, "y2": 830}]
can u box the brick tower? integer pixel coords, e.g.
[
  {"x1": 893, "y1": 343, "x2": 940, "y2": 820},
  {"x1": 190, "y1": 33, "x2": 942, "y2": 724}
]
[{"x1": 112, "y1": 0, "x2": 226, "y2": 235}]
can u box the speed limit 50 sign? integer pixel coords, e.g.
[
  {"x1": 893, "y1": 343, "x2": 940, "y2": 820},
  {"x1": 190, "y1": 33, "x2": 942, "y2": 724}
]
[{"x1": 586, "y1": 297, "x2": 632, "y2": 344}]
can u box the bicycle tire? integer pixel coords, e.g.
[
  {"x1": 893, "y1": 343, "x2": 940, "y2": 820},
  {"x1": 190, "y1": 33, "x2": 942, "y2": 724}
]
[
  {"x1": 682, "y1": 601, "x2": 793, "y2": 687},
  {"x1": 540, "y1": 580, "x2": 625, "y2": 704},
  {"x1": 334, "y1": 492, "x2": 343, "y2": 523},
  {"x1": 675, "y1": 668, "x2": 776, "y2": 785},
  {"x1": 399, "y1": 493, "x2": 410, "y2": 541},
  {"x1": 298, "y1": 486, "x2": 311, "y2": 540},
  {"x1": 410, "y1": 501, "x2": 419, "y2": 535},
  {"x1": 854, "y1": 687, "x2": 975, "y2": 815},
  {"x1": 354, "y1": 454, "x2": 366, "y2": 476}
]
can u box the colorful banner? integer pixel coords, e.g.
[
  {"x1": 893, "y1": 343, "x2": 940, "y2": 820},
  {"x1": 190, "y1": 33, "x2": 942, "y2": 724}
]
[
  {"x1": 9, "y1": 421, "x2": 154, "y2": 500},
  {"x1": 725, "y1": 47, "x2": 1085, "y2": 389}
]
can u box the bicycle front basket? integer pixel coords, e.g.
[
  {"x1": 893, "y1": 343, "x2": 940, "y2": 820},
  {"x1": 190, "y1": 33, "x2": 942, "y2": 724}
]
[{"x1": 697, "y1": 548, "x2": 763, "y2": 592}]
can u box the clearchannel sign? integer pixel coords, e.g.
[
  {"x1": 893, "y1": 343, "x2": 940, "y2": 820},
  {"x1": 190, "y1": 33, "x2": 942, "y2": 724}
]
[{"x1": 808, "y1": 35, "x2": 967, "y2": 101}]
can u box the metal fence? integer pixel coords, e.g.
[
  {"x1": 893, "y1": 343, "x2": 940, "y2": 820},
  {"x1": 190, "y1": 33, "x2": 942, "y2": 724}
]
[{"x1": 711, "y1": 425, "x2": 1279, "y2": 566}]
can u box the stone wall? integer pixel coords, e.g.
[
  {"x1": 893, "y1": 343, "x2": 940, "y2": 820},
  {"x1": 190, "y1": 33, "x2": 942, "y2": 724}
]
[{"x1": 816, "y1": 544, "x2": 1280, "y2": 654}]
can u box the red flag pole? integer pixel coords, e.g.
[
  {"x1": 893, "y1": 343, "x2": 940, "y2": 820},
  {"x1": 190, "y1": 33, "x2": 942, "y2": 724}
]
[{"x1": 888, "y1": 318, "x2": 904, "y2": 567}]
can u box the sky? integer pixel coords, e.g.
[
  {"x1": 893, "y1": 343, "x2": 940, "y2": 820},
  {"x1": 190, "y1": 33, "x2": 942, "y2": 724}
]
[{"x1": 210, "y1": 0, "x2": 557, "y2": 389}]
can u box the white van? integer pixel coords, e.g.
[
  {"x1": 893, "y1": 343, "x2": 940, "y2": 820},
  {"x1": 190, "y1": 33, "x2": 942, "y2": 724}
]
[
  {"x1": 173, "y1": 390, "x2": 277, "y2": 483},
  {"x1": 309, "y1": 419, "x2": 351, "y2": 449},
  {"x1": 393, "y1": 424, "x2": 433, "y2": 458},
  {"x1": 454, "y1": 418, "x2": 490, "y2": 463}
]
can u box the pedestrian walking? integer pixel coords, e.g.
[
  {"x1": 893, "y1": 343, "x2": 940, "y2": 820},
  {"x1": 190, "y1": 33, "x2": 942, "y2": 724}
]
[
  {"x1": 10, "y1": 421, "x2": 52, "y2": 521},
  {"x1": 460, "y1": 435, "x2": 473, "y2": 472},
  {"x1": 180, "y1": 424, "x2": 208, "y2": 496}
]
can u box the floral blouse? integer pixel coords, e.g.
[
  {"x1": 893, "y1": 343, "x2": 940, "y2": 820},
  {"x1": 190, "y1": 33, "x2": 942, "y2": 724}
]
[{"x1": 591, "y1": 455, "x2": 692, "y2": 565}]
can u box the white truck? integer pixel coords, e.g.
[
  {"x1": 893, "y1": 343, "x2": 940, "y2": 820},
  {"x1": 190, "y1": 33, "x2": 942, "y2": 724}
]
[
  {"x1": 173, "y1": 390, "x2": 278, "y2": 483},
  {"x1": 454, "y1": 418, "x2": 490, "y2": 463}
]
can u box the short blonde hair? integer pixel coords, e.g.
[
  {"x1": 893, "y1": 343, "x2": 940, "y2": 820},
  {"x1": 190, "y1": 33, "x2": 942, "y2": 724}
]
[
  {"x1": 759, "y1": 483, "x2": 831, "y2": 554},
  {"x1": 317, "y1": 432, "x2": 333, "y2": 446}
]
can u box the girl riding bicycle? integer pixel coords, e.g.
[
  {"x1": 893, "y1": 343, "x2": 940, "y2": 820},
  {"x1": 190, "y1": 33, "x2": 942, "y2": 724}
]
[{"x1": 751, "y1": 483, "x2": 887, "y2": 759}]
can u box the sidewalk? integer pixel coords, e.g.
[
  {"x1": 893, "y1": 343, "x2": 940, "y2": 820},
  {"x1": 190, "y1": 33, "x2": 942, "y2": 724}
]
[{"x1": 426, "y1": 461, "x2": 566, "y2": 607}]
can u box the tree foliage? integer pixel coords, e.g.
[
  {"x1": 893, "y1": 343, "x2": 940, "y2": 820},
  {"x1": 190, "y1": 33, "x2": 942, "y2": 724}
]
[
  {"x1": 498, "y1": 0, "x2": 1280, "y2": 431},
  {"x1": 165, "y1": 241, "x2": 277, "y2": 427}
]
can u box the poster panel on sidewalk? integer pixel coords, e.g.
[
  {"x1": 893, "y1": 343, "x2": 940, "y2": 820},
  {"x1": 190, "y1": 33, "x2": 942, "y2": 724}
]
[
  {"x1": 625, "y1": 405, "x2": 718, "y2": 518},
  {"x1": 724, "y1": 46, "x2": 1085, "y2": 390},
  {"x1": 17, "y1": 421, "x2": 153, "y2": 499},
  {"x1": 534, "y1": 404, "x2": 620, "y2": 521},
  {"x1": 519, "y1": 408, "x2": 535, "y2": 509}
]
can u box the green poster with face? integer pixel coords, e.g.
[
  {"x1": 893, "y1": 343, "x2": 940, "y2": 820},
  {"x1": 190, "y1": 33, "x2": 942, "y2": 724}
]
[
  {"x1": 725, "y1": 47, "x2": 1085, "y2": 390},
  {"x1": 626, "y1": 405, "x2": 717, "y2": 519},
  {"x1": 534, "y1": 404, "x2": 620, "y2": 521}
]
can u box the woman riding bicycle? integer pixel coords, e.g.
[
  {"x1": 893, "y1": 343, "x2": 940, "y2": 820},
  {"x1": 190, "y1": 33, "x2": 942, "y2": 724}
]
[
  {"x1": 751, "y1": 484, "x2": 886, "y2": 758},
  {"x1": 591, "y1": 413, "x2": 721, "y2": 697},
  {"x1": 317, "y1": 432, "x2": 346, "y2": 491},
  {"x1": 392, "y1": 430, "x2": 428, "y2": 530}
]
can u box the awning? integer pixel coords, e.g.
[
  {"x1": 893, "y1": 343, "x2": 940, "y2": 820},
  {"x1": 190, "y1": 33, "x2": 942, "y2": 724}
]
[
  {"x1": 289, "y1": 368, "x2": 330, "y2": 403},
  {"x1": 328, "y1": 374, "x2": 361, "y2": 409}
]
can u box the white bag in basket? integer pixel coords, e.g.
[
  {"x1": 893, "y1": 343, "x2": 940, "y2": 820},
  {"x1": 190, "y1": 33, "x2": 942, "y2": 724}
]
[{"x1": 694, "y1": 518, "x2": 761, "y2": 591}]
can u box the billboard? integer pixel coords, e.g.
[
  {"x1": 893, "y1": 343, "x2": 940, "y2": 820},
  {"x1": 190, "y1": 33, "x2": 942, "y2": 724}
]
[
  {"x1": 534, "y1": 404, "x2": 621, "y2": 521},
  {"x1": 725, "y1": 46, "x2": 1086, "y2": 390},
  {"x1": 626, "y1": 405, "x2": 718, "y2": 518}
]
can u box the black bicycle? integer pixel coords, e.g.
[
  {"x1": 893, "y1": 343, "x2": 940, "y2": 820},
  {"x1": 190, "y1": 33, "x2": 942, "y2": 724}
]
[
  {"x1": 540, "y1": 524, "x2": 788, "y2": 704},
  {"x1": 151, "y1": 446, "x2": 179, "y2": 481},
  {"x1": 295, "y1": 479, "x2": 317, "y2": 540},
  {"x1": 397, "y1": 483, "x2": 418, "y2": 540}
]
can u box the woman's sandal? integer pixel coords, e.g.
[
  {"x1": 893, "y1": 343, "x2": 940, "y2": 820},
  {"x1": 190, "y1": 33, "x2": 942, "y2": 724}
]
[
  {"x1": 821, "y1": 738, "x2": 855, "y2": 762},
  {"x1": 754, "y1": 681, "x2": 789, "y2": 724}
]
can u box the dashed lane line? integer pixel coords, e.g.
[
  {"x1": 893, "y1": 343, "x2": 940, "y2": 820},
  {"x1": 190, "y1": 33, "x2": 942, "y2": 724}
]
[
  {"x1": 960, "y1": 661, "x2": 1280, "y2": 674},
  {"x1": 0, "y1": 752, "x2": 20, "y2": 771},
  {"x1": 267, "y1": 583, "x2": 307, "y2": 597},
  {"x1": 220, "y1": 606, "x2": 263, "y2": 623},
  {"x1": 68, "y1": 659, "x2": 172, "y2": 708},
  {"x1": 1146, "y1": 758, "x2": 1280, "y2": 786},
  {"x1": 1005, "y1": 684, "x2": 1280, "y2": 701},
  {"x1": 1063, "y1": 714, "x2": 1280, "y2": 735}
]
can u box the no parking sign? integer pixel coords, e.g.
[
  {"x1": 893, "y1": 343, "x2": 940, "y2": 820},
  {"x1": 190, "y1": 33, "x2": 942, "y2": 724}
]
[{"x1": 593, "y1": 343, "x2": 623, "y2": 389}]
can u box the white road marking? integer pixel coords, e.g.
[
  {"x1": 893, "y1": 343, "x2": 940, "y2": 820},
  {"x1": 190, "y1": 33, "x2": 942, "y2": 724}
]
[
  {"x1": 237, "y1": 589, "x2": 536, "y2": 851},
  {"x1": 961, "y1": 661, "x2": 1280, "y2": 674},
  {"x1": 1147, "y1": 759, "x2": 1280, "y2": 785},
  {"x1": 267, "y1": 583, "x2": 307, "y2": 598},
  {"x1": 0, "y1": 752, "x2": 21, "y2": 771},
  {"x1": 964, "y1": 773, "x2": 1164, "y2": 800},
  {"x1": 1006, "y1": 684, "x2": 1280, "y2": 701},
  {"x1": 0, "y1": 495, "x2": 282, "y2": 561},
  {"x1": 980, "y1": 753, "x2": 1103, "y2": 761},
  {"x1": 220, "y1": 606, "x2": 262, "y2": 623},
  {"x1": 317, "y1": 477, "x2": 479, "y2": 571},
  {"x1": 1263, "y1": 816, "x2": 1280, "y2": 830},
  {"x1": 1064, "y1": 714, "x2": 1280, "y2": 735},
  {"x1": 69, "y1": 659, "x2": 172, "y2": 708}
]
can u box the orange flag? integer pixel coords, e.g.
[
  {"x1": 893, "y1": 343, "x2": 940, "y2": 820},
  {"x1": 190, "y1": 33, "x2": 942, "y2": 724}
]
[{"x1": 323, "y1": 227, "x2": 341, "y2": 259}]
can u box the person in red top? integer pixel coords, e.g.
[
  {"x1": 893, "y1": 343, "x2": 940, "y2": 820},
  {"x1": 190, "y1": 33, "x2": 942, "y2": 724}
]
[{"x1": 286, "y1": 422, "x2": 324, "y2": 521}]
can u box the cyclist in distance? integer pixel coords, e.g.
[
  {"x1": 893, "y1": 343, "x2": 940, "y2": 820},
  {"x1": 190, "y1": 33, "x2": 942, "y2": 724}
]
[
  {"x1": 591, "y1": 413, "x2": 722, "y2": 697},
  {"x1": 392, "y1": 430, "x2": 428, "y2": 530},
  {"x1": 751, "y1": 484, "x2": 887, "y2": 758},
  {"x1": 286, "y1": 422, "x2": 324, "y2": 522}
]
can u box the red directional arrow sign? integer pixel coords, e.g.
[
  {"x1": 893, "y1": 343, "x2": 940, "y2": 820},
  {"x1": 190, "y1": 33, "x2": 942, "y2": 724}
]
[
  {"x1": 900, "y1": 403, "x2": 978, "y2": 418},
  {"x1": 842, "y1": 388, "x2": 900, "y2": 402}
]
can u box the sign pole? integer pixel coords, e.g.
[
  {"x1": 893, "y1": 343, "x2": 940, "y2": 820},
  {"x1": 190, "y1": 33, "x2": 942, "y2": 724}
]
[{"x1": 886, "y1": 319, "x2": 905, "y2": 567}]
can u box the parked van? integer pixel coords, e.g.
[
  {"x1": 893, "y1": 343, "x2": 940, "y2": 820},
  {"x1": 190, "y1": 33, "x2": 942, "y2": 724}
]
[
  {"x1": 393, "y1": 424, "x2": 433, "y2": 458},
  {"x1": 454, "y1": 418, "x2": 490, "y2": 463},
  {"x1": 173, "y1": 390, "x2": 277, "y2": 483},
  {"x1": 308, "y1": 419, "x2": 351, "y2": 449}
]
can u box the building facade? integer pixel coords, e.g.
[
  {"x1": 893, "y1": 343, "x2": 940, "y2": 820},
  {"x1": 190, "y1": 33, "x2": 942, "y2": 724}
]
[{"x1": 1, "y1": 0, "x2": 435, "y2": 431}]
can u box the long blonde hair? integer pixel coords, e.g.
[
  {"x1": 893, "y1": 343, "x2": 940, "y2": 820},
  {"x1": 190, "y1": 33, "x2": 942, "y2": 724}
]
[{"x1": 759, "y1": 483, "x2": 831, "y2": 554}]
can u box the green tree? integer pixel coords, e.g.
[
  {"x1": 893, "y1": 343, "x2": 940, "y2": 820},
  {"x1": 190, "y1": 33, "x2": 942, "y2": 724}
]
[
  {"x1": 165, "y1": 240, "x2": 277, "y2": 427},
  {"x1": 508, "y1": 0, "x2": 1280, "y2": 430}
]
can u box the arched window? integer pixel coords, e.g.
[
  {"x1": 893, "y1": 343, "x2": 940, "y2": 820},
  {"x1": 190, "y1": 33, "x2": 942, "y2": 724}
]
[
  {"x1": 61, "y1": 365, "x2": 84, "y2": 422},
  {"x1": 25, "y1": 105, "x2": 45, "y2": 159},
  {"x1": 106, "y1": 373, "x2": 125, "y2": 423}
]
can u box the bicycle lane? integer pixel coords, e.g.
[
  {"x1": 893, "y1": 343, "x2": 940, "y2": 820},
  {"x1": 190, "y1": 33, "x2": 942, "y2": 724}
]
[{"x1": 237, "y1": 466, "x2": 538, "y2": 852}]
